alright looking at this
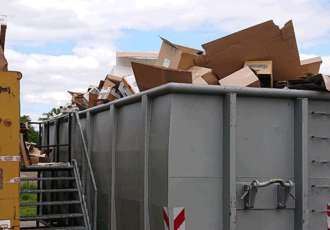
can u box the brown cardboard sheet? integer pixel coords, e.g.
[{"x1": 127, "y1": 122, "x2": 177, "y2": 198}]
[
  {"x1": 132, "y1": 62, "x2": 192, "y2": 92},
  {"x1": 219, "y1": 66, "x2": 260, "y2": 87},
  {"x1": 202, "y1": 20, "x2": 302, "y2": 81},
  {"x1": 300, "y1": 57, "x2": 322, "y2": 75},
  {"x1": 187, "y1": 66, "x2": 219, "y2": 85},
  {"x1": 288, "y1": 74, "x2": 330, "y2": 91}
]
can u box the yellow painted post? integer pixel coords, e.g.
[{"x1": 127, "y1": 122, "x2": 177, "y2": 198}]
[{"x1": 0, "y1": 71, "x2": 22, "y2": 230}]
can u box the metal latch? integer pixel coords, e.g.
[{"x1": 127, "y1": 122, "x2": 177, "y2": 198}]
[{"x1": 240, "y1": 179, "x2": 296, "y2": 209}]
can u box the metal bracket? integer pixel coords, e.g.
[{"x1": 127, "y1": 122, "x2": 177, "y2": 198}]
[
  {"x1": 311, "y1": 160, "x2": 328, "y2": 163},
  {"x1": 312, "y1": 209, "x2": 330, "y2": 213},
  {"x1": 311, "y1": 111, "x2": 330, "y2": 115},
  {"x1": 277, "y1": 181, "x2": 296, "y2": 209},
  {"x1": 240, "y1": 179, "x2": 295, "y2": 209}
]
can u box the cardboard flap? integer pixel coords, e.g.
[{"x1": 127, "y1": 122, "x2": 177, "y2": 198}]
[
  {"x1": 116, "y1": 52, "x2": 158, "y2": 58},
  {"x1": 132, "y1": 62, "x2": 192, "y2": 92},
  {"x1": 159, "y1": 36, "x2": 202, "y2": 54},
  {"x1": 301, "y1": 57, "x2": 322, "y2": 65},
  {"x1": 159, "y1": 36, "x2": 180, "y2": 50}
]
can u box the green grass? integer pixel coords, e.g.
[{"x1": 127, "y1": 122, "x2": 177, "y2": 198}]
[{"x1": 20, "y1": 182, "x2": 38, "y2": 216}]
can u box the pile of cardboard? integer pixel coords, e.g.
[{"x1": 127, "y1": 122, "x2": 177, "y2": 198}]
[
  {"x1": 19, "y1": 134, "x2": 51, "y2": 166},
  {"x1": 65, "y1": 20, "x2": 327, "y2": 111}
]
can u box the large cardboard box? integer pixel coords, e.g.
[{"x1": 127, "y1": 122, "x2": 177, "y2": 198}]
[
  {"x1": 187, "y1": 66, "x2": 219, "y2": 85},
  {"x1": 98, "y1": 87, "x2": 122, "y2": 102},
  {"x1": 202, "y1": 20, "x2": 302, "y2": 81},
  {"x1": 156, "y1": 37, "x2": 202, "y2": 70},
  {"x1": 244, "y1": 61, "x2": 273, "y2": 88},
  {"x1": 68, "y1": 91, "x2": 86, "y2": 104},
  {"x1": 301, "y1": 57, "x2": 322, "y2": 75},
  {"x1": 132, "y1": 62, "x2": 192, "y2": 92},
  {"x1": 88, "y1": 93, "x2": 98, "y2": 108},
  {"x1": 219, "y1": 66, "x2": 260, "y2": 87},
  {"x1": 30, "y1": 156, "x2": 50, "y2": 165}
]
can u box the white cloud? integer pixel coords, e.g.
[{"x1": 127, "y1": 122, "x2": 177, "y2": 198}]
[
  {"x1": 5, "y1": 47, "x2": 115, "y2": 106},
  {"x1": 2, "y1": 0, "x2": 330, "y2": 48},
  {"x1": 2, "y1": 0, "x2": 330, "y2": 109}
]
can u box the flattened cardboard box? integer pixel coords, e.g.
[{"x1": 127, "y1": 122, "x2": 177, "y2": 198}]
[
  {"x1": 156, "y1": 36, "x2": 202, "y2": 70},
  {"x1": 202, "y1": 20, "x2": 302, "y2": 81},
  {"x1": 300, "y1": 57, "x2": 322, "y2": 75},
  {"x1": 187, "y1": 66, "x2": 219, "y2": 85},
  {"x1": 219, "y1": 66, "x2": 260, "y2": 87},
  {"x1": 244, "y1": 61, "x2": 273, "y2": 88},
  {"x1": 288, "y1": 74, "x2": 330, "y2": 91},
  {"x1": 105, "y1": 74, "x2": 122, "y2": 85},
  {"x1": 122, "y1": 75, "x2": 140, "y2": 94},
  {"x1": 132, "y1": 62, "x2": 192, "y2": 92}
]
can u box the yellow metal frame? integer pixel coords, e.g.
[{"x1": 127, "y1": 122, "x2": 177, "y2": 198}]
[{"x1": 0, "y1": 71, "x2": 22, "y2": 230}]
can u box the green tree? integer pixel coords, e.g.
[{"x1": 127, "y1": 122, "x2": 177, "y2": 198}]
[
  {"x1": 38, "y1": 107, "x2": 61, "y2": 121},
  {"x1": 20, "y1": 115, "x2": 39, "y2": 144}
]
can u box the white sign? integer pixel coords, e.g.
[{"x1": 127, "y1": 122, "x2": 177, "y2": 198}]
[
  {"x1": 0, "y1": 220, "x2": 10, "y2": 229},
  {"x1": 0, "y1": 15, "x2": 7, "y2": 25},
  {"x1": 163, "y1": 58, "x2": 170, "y2": 68}
]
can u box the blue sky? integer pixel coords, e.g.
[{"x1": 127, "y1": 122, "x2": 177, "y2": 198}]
[{"x1": 3, "y1": 0, "x2": 330, "y2": 121}]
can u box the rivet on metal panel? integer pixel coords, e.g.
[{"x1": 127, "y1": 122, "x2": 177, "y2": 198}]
[
  {"x1": 0, "y1": 86, "x2": 10, "y2": 94},
  {"x1": 4, "y1": 119, "x2": 12, "y2": 127}
]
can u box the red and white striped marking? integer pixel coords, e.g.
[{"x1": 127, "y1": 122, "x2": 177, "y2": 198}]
[
  {"x1": 174, "y1": 207, "x2": 185, "y2": 230},
  {"x1": 0, "y1": 156, "x2": 21, "y2": 161},
  {"x1": 327, "y1": 203, "x2": 330, "y2": 230},
  {"x1": 163, "y1": 207, "x2": 170, "y2": 230},
  {"x1": 5, "y1": 177, "x2": 20, "y2": 183}
]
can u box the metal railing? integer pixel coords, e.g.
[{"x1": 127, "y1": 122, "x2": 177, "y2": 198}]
[{"x1": 73, "y1": 111, "x2": 98, "y2": 230}]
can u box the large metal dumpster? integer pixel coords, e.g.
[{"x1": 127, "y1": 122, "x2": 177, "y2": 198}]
[{"x1": 44, "y1": 83, "x2": 330, "y2": 230}]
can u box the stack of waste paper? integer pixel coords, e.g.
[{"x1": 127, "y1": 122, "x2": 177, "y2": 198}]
[{"x1": 63, "y1": 20, "x2": 326, "y2": 112}]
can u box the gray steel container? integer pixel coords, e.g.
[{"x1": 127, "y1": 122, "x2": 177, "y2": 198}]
[{"x1": 44, "y1": 83, "x2": 330, "y2": 230}]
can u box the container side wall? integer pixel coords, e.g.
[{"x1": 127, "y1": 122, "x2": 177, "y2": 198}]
[
  {"x1": 307, "y1": 100, "x2": 330, "y2": 229},
  {"x1": 91, "y1": 110, "x2": 112, "y2": 230},
  {"x1": 115, "y1": 102, "x2": 142, "y2": 230},
  {"x1": 235, "y1": 96, "x2": 295, "y2": 228},
  {"x1": 168, "y1": 93, "x2": 224, "y2": 230},
  {"x1": 148, "y1": 94, "x2": 172, "y2": 230}
]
